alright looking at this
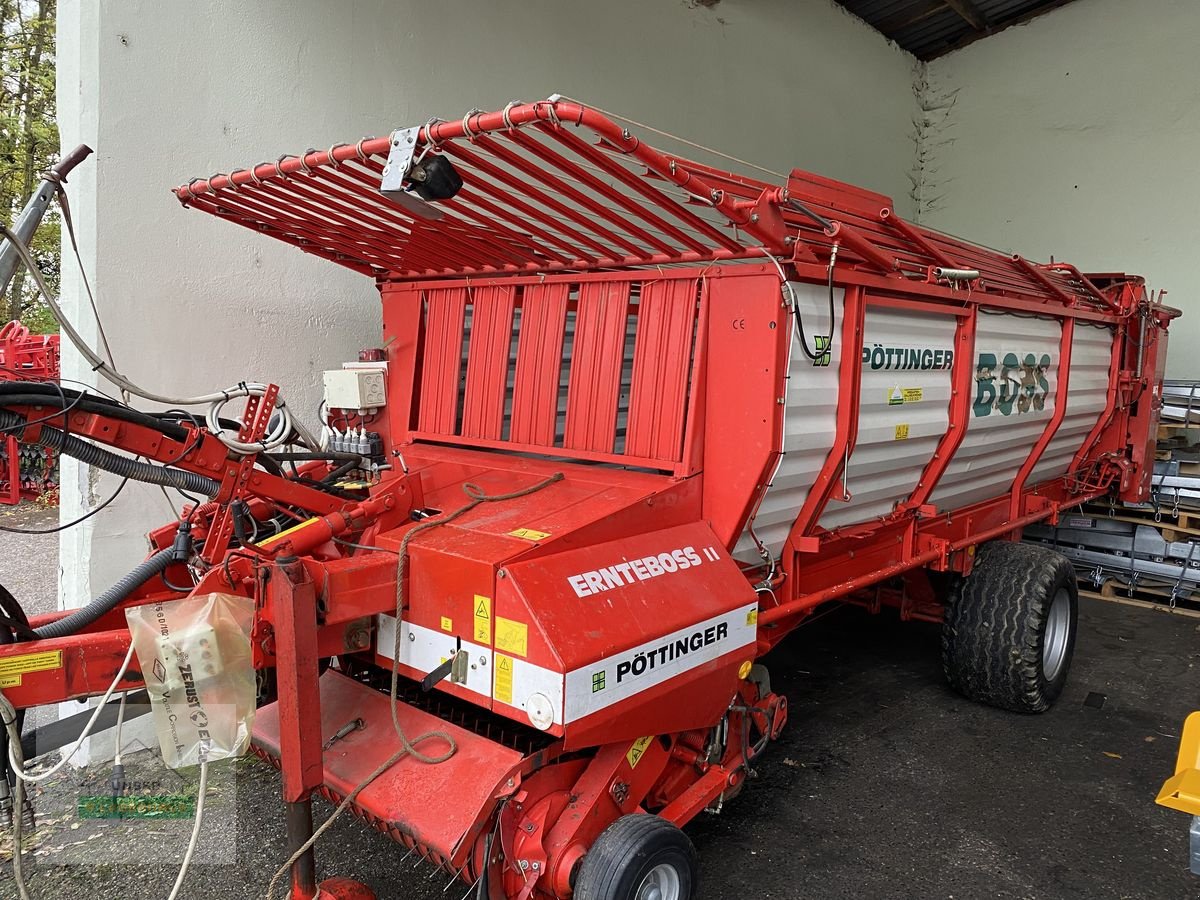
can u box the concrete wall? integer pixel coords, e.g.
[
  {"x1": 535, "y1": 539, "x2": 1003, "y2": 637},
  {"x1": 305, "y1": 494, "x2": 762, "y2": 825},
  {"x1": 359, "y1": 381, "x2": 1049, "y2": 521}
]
[
  {"x1": 55, "y1": 0, "x2": 919, "y2": 610},
  {"x1": 920, "y1": 0, "x2": 1200, "y2": 377}
]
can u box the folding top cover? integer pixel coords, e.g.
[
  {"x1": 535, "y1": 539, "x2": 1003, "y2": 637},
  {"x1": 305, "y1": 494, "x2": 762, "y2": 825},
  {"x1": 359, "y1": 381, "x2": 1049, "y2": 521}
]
[{"x1": 174, "y1": 96, "x2": 1118, "y2": 309}]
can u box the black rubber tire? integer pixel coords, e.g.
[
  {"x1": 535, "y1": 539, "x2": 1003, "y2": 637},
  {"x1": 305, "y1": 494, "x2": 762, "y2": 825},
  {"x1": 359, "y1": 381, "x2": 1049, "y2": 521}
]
[
  {"x1": 574, "y1": 814, "x2": 698, "y2": 900},
  {"x1": 942, "y1": 540, "x2": 1078, "y2": 713}
]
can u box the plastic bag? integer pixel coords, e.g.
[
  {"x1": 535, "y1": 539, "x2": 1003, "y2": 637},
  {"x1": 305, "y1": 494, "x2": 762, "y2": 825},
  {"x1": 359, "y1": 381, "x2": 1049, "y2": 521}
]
[{"x1": 125, "y1": 593, "x2": 256, "y2": 770}]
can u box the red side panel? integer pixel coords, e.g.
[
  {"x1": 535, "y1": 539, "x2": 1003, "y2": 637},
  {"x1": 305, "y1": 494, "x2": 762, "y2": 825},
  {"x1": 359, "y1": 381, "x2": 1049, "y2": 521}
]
[
  {"x1": 700, "y1": 274, "x2": 790, "y2": 548},
  {"x1": 461, "y1": 285, "x2": 516, "y2": 440},
  {"x1": 510, "y1": 282, "x2": 569, "y2": 446},
  {"x1": 564, "y1": 282, "x2": 630, "y2": 454},
  {"x1": 626, "y1": 279, "x2": 698, "y2": 461},
  {"x1": 416, "y1": 288, "x2": 467, "y2": 434}
]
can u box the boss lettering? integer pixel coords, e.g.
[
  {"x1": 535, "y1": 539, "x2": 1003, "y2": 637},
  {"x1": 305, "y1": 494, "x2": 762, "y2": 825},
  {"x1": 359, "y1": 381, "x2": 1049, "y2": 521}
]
[{"x1": 973, "y1": 351, "x2": 1053, "y2": 418}]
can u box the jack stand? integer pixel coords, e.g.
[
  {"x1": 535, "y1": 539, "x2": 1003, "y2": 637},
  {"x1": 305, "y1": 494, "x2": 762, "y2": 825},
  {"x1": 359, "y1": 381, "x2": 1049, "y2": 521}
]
[{"x1": 272, "y1": 556, "x2": 376, "y2": 900}]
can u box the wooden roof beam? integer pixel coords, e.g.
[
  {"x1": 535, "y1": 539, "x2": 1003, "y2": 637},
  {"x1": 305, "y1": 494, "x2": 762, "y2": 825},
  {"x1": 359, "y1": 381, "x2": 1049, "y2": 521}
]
[{"x1": 943, "y1": 0, "x2": 989, "y2": 32}]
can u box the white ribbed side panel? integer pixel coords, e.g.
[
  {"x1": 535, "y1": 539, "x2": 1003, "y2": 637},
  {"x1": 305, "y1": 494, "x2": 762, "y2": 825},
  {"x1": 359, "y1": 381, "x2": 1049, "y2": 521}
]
[
  {"x1": 733, "y1": 283, "x2": 842, "y2": 563},
  {"x1": 930, "y1": 311, "x2": 1062, "y2": 512},
  {"x1": 1028, "y1": 322, "x2": 1114, "y2": 485},
  {"x1": 820, "y1": 308, "x2": 956, "y2": 530}
]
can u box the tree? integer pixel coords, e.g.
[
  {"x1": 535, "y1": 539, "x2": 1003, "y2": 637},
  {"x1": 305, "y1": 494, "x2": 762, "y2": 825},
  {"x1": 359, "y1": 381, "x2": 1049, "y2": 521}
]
[{"x1": 1, "y1": 0, "x2": 58, "y2": 332}]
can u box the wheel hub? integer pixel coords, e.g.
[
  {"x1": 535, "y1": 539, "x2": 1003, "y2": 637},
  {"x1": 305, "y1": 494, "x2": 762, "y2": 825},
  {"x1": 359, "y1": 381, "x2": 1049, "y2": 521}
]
[
  {"x1": 1043, "y1": 587, "x2": 1071, "y2": 681},
  {"x1": 637, "y1": 863, "x2": 681, "y2": 900}
]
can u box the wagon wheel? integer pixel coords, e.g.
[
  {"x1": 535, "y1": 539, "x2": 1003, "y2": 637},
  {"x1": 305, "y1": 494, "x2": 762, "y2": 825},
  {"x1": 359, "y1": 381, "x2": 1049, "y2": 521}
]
[
  {"x1": 574, "y1": 814, "x2": 698, "y2": 900},
  {"x1": 942, "y1": 540, "x2": 1079, "y2": 713}
]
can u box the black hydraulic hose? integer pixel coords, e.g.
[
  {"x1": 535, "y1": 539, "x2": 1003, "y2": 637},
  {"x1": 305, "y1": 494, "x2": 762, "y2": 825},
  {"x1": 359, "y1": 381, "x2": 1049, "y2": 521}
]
[
  {"x1": 323, "y1": 459, "x2": 360, "y2": 484},
  {"x1": 0, "y1": 384, "x2": 189, "y2": 441},
  {"x1": 0, "y1": 410, "x2": 219, "y2": 497},
  {"x1": 33, "y1": 548, "x2": 173, "y2": 640}
]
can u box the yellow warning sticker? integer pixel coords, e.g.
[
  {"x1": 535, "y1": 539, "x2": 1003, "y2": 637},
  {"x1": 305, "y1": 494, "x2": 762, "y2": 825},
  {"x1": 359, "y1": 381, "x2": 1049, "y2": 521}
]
[
  {"x1": 440, "y1": 616, "x2": 453, "y2": 633},
  {"x1": 887, "y1": 387, "x2": 923, "y2": 406},
  {"x1": 509, "y1": 528, "x2": 551, "y2": 542},
  {"x1": 473, "y1": 594, "x2": 492, "y2": 643},
  {"x1": 0, "y1": 649, "x2": 62, "y2": 682},
  {"x1": 895, "y1": 423, "x2": 910, "y2": 440},
  {"x1": 495, "y1": 617, "x2": 529, "y2": 657},
  {"x1": 494, "y1": 654, "x2": 514, "y2": 705},
  {"x1": 627, "y1": 736, "x2": 654, "y2": 769},
  {"x1": 746, "y1": 609, "x2": 759, "y2": 626}
]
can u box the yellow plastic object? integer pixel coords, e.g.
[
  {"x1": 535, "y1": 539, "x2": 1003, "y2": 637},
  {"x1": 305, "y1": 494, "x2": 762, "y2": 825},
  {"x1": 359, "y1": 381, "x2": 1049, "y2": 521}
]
[{"x1": 1157, "y1": 711, "x2": 1200, "y2": 815}]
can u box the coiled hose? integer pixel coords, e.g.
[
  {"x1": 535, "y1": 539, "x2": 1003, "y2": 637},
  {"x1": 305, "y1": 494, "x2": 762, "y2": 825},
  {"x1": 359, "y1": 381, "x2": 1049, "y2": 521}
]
[
  {"x1": 0, "y1": 410, "x2": 220, "y2": 497},
  {"x1": 33, "y1": 548, "x2": 173, "y2": 640}
]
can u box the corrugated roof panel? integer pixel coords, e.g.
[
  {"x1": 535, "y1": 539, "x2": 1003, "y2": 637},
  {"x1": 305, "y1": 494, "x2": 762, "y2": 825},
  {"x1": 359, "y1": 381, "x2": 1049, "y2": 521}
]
[
  {"x1": 834, "y1": 0, "x2": 1083, "y2": 59},
  {"x1": 894, "y1": 9, "x2": 970, "y2": 56}
]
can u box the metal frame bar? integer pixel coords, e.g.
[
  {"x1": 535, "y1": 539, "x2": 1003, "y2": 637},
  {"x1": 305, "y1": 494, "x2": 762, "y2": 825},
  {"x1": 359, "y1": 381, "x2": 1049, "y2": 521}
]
[{"x1": 1009, "y1": 317, "x2": 1076, "y2": 520}]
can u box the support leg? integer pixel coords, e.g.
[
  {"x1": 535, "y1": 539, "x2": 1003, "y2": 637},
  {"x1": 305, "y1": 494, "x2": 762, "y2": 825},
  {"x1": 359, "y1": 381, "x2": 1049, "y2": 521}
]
[
  {"x1": 270, "y1": 555, "x2": 377, "y2": 900},
  {"x1": 271, "y1": 556, "x2": 324, "y2": 900}
]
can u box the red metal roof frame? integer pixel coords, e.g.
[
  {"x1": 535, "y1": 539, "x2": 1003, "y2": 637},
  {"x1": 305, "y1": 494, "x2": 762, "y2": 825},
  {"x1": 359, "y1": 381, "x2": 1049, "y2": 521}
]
[{"x1": 174, "y1": 97, "x2": 1125, "y2": 313}]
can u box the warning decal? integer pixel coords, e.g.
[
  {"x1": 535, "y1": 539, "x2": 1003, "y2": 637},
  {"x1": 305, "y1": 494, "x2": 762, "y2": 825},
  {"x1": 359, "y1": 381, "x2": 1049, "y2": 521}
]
[
  {"x1": 895, "y1": 423, "x2": 910, "y2": 440},
  {"x1": 627, "y1": 736, "x2": 654, "y2": 769},
  {"x1": 509, "y1": 528, "x2": 551, "y2": 541},
  {"x1": 494, "y1": 654, "x2": 514, "y2": 705},
  {"x1": 473, "y1": 595, "x2": 492, "y2": 643},
  {"x1": 887, "y1": 387, "x2": 923, "y2": 406},
  {"x1": 495, "y1": 617, "x2": 528, "y2": 657},
  {"x1": 0, "y1": 649, "x2": 62, "y2": 687}
]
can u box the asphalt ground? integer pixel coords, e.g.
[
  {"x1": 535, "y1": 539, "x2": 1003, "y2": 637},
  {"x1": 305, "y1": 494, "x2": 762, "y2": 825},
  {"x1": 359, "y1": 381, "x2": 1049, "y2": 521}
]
[{"x1": 1, "y1": 500, "x2": 1197, "y2": 899}]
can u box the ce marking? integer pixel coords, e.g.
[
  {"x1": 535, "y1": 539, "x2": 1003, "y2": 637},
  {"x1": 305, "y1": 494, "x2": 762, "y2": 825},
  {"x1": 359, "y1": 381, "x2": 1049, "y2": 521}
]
[{"x1": 731, "y1": 318, "x2": 746, "y2": 331}]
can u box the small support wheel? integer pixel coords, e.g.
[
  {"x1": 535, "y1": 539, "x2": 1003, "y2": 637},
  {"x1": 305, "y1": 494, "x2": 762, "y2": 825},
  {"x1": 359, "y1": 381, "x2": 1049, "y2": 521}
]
[
  {"x1": 574, "y1": 814, "x2": 698, "y2": 900},
  {"x1": 942, "y1": 540, "x2": 1079, "y2": 713}
]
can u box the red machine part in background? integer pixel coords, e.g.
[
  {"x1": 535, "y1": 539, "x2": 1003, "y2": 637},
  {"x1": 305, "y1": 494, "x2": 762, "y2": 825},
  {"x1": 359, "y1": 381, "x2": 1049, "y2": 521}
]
[{"x1": 0, "y1": 321, "x2": 60, "y2": 505}]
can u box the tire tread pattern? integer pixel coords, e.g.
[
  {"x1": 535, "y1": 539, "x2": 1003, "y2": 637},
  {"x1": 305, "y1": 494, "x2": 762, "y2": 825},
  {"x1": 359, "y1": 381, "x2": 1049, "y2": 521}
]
[{"x1": 941, "y1": 541, "x2": 1077, "y2": 713}]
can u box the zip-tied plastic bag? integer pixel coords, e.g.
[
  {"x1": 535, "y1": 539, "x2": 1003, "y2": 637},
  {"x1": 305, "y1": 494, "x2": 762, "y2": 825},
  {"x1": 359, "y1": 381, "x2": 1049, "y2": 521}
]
[{"x1": 126, "y1": 593, "x2": 256, "y2": 769}]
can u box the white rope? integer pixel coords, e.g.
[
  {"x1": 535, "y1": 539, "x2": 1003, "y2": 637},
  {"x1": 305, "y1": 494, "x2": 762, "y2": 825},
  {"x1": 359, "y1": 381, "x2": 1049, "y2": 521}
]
[{"x1": 165, "y1": 760, "x2": 208, "y2": 900}]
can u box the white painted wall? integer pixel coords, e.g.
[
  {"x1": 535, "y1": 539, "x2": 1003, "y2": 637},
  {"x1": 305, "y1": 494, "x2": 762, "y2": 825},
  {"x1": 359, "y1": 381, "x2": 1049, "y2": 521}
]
[{"x1": 920, "y1": 0, "x2": 1200, "y2": 377}]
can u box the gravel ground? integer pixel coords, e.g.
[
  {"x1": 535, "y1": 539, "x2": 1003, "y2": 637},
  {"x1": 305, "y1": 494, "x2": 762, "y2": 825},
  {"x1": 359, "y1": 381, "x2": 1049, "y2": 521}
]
[{"x1": 1, "y1": 500, "x2": 1198, "y2": 899}]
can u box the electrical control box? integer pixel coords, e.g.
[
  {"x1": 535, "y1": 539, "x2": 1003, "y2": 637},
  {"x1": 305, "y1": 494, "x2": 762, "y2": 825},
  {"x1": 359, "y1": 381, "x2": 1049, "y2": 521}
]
[{"x1": 323, "y1": 367, "x2": 386, "y2": 411}]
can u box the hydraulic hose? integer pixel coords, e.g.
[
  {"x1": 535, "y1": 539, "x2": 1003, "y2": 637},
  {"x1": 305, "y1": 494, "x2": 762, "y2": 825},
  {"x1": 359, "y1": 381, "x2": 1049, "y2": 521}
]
[
  {"x1": 0, "y1": 383, "x2": 190, "y2": 441},
  {"x1": 33, "y1": 548, "x2": 173, "y2": 639},
  {"x1": 0, "y1": 410, "x2": 220, "y2": 497}
]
